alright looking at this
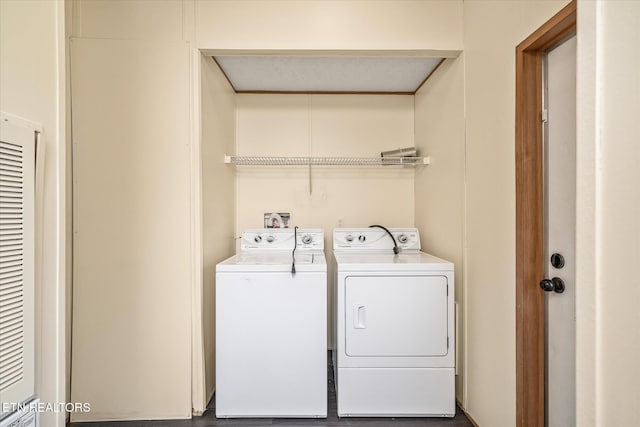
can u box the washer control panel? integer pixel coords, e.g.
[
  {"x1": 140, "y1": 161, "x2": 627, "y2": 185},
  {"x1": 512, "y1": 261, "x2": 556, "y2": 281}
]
[
  {"x1": 333, "y1": 228, "x2": 421, "y2": 251},
  {"x1": 242, "y1": 228, "x2": 324, "y2": 251}
]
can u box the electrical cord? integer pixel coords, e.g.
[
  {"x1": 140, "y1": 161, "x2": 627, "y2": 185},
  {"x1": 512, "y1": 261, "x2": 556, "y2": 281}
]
[
  {"x1": 369, "y1": 224, "x2": 399, "y2": 254},
  {"x1": 291, "y1": 226, "x2": 298, "y2": 274}
]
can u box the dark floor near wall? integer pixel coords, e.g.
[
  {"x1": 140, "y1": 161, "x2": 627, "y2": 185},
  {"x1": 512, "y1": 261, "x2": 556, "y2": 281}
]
[{"x1": 69, "y1": 354, "x2": 473, "y2": 427}]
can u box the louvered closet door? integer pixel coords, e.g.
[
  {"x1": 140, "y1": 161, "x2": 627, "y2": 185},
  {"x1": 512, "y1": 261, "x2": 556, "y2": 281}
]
[{"x1": 0, "y1": 119, "x2": 35, "y2": 407}]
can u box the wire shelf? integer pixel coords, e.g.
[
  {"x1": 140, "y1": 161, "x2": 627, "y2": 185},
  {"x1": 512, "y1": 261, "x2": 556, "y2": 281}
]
[{"x1": 224, "y1": 155, "x2": 430, "y2": 166}]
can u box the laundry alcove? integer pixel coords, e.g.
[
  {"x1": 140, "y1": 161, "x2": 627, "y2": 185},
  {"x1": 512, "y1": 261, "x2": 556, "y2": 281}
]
[{"x1": 198, "y1": 49, "x2": 466, "y2": 414}]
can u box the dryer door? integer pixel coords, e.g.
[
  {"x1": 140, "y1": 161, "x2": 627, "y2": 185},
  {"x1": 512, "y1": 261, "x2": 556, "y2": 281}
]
[{"x1": 345, "y1": 275, "x2": 448, "y2": 357}]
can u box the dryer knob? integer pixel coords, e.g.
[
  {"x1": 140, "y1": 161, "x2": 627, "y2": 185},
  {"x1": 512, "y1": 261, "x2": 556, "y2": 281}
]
[
  {"x1": 397, "y1": 233, "x2": 409, "y2": 244},
  {"x1": 254, "y1": 235, "x2": 262, "y2": 243},
  {"x1": 345, "y1": 234, "x2": 354, "y2": 243},
  {"x1": 358, "y1": 235, "x2": 366, "y2": 243},
  {"x1": 302, "y1": 235, "x2": 313, "y2": 244},
  {"x1": 265, "y1": 235, "x2": 275, "y2": 243}
]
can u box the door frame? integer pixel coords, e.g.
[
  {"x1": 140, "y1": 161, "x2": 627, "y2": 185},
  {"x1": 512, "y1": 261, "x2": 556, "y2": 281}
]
[{"x1": 515, "y1": 1, "x2": 576, "y2": 426}]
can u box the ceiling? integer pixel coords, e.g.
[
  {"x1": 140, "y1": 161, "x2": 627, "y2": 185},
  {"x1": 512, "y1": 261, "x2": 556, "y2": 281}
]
[{"x1": 213, "y1": 56, "x2": 444, "y2": 94}]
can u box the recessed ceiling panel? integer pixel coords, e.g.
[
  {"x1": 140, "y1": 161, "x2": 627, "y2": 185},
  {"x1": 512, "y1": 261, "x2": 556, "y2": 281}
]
[{"x1": 213, "y1": 56, "x2": 443, "y2": 93}]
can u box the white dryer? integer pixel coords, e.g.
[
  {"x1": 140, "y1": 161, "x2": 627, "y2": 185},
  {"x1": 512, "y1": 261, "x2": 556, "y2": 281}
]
[
  {"x1": 333, "y1": 227, "x2": 455, "y2": 417},
  {"x1": 216, "y1": 228, "x2": 327, "y2": 418}
]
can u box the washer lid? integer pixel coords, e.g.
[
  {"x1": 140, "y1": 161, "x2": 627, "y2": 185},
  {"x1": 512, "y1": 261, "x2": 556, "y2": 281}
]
[
  {"x1": 333, "y1": 251, "x2": 453, "y2": 272},
  {"x1": 217, "y1": 251, "x2": 326, "y2": 273}
]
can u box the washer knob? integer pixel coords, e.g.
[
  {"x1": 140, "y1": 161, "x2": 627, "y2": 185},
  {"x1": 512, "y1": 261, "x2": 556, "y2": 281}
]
[
  {"x1": 397, "y1": 233, "x2": 409, "y2": 244},
  {"x1": 358, "y1": 235, "x2": 366, "y2": 243},
  {"x1": 302, "y1": 235, "x2": 313, "y2": 245},
  {"x1": 254, "y1": 235, "x2": 262, "y2": 243},
  {"x1": 345, "y1": 234, "x2": 354, "y2": 243},
  {"x1": 265, "y1": 235, "x2": 275, "y2": 243}
]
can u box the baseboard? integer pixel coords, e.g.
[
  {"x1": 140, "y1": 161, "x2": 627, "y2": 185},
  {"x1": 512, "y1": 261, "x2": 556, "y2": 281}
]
[{"x1": 456, "y1": 398, "x2": 480, "y2": 427}]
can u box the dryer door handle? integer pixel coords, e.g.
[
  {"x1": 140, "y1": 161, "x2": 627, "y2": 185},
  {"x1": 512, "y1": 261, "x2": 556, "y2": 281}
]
[{"x1": 353, "y1": 305, "x2": 367, "y2": 329}]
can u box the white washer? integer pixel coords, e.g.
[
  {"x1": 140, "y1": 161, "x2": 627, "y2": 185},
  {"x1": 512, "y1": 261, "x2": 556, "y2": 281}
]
[
  {"x1": 333, "y1": 227, "x2": 455, "y2": 417},
  {"x1": 216, "y1": 228, "x2": 327, "y2": 418}
]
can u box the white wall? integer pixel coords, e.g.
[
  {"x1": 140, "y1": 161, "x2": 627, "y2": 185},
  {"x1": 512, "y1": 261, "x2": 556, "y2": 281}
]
[
  {"x1": 462, "y1": 1, "x2": 570, "y2": 425},
  {"x1": 0, "y1": 1, "x2": 67, "y2": 426},
  {"x1": 200, "y1": 56, "x2": 236, "y2": 402},
  {"x1": 69, "y1": 38, "x2": 192, "y2": 421},
  {"x1": 196, "y1": 0, "x2": 462, "y2": 52},
  {"x1": 576, "y1": 1, "x2": 640, "y2": 425},
  {"x1": 414, "y1": 56, "x2": 465, "y2": 403}
]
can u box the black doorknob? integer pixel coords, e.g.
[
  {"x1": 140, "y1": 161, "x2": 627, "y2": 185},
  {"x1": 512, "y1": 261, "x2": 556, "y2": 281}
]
[
  {"x1": 540, "y1": 279, "x2": 555, "y2": 292},
  {"x1": 551, "y1": 277, "x2": 565, "y2": 293},
  {"x1": 540, "y1": 277, "x2": 565, "y2": 294}
]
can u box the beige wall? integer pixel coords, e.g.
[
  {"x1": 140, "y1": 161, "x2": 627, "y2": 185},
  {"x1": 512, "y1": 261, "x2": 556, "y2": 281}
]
[
  {"x1": 414, "y1": 56, "x2": 465, "y2": 402},
  {"x1": 462, "y1": 1, "x2": 570, "y2": 425},
  {"x1": 196, "y1": 0, "x2": 462, "y2": 52},
  {"x1": 65, "y1": 0, "x2": 73, "y2": 411},
  {"x1": 69, "y1": 39, "x2": 192, "y2": 421},
  {"x1": 71, "y1": 0, "x2": 463, "y2": 52},
  {"x1": 576, "y1": 1, "x2": 640, "y2": 425},
  {"x1": 69, "y1": 0, "x2": 194, "y2": 421},
  {"x1": 200, "y1": 57, "x2": 236, "y2": 403},
  {"x1": 235, "y1": 93, "x2": 415, "y2": 233},
  {"x1": 0, "y1": 1, "x2": 67, "y2": 426},
  {"x1": 70, "y1": 0, "x2": 184, "y2": 41}
]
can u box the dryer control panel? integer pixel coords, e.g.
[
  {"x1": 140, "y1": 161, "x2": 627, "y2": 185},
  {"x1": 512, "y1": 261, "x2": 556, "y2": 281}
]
[{"x1": 333, "y1": 228, "x2": 421, "y2": 251}]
